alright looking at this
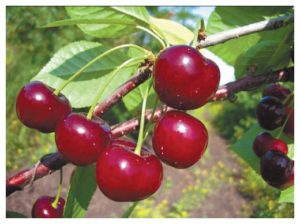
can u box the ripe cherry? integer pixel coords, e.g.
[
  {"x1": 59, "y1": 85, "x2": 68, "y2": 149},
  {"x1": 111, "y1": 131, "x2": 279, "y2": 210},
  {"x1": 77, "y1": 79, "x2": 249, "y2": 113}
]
[
  {"x1": 256, "y1": 96, "x2": 287, "y2": 130},
  {"x1": 284, "y1": 108, "x2": 294, "y2": 139},
  {"x1": 32, "y1": 196, "x2": 65, "y2": 218},
  {"x1": 253, "y1": 132, "x2": 288, "y2": 157},
  {"x1": 153, "y1": 45, "x2": 220, "y2": 110},
  {"x1": 55, "y1": 113, "x2": 111, "y2": 166},
  {"x1": 16, "y1": 81, "x2": 72, "y2": 133},
  {"x1": 96, "y1": 139, "x2": 163, "y2": 202},
  {"x1": 152, "y1": 111, "x2": 208, "y2": 168},
  {"x1": 262, "y1": 83, "x2": 290, "y2": 101},
  {"x1": 260, "y1": 150, "x2": 293, "y2": 189}
]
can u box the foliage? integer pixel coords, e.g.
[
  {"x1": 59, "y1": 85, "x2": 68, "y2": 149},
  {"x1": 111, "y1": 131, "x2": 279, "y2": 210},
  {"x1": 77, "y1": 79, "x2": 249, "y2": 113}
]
[{"x1": 7, "y1": 6, "x2": 294, "y2": 218}]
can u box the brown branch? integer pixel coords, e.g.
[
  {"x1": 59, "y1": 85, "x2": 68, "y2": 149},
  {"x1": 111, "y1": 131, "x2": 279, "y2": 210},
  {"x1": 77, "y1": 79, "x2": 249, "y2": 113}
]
[
  {"x1": 93, "y1": 64, "x2": 153, "y2": 117},
  {"x1": 197, "y1": 14, "x2": 293, "y2": 48},
  {"x1": 6, "y1": 66, "x2": 293, "y2": 197}
]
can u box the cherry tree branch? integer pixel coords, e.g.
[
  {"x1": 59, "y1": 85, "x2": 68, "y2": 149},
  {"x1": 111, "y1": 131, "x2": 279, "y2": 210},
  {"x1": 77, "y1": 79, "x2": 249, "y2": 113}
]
[
  {"x1": 6, "y1": 66, "x2": 293, "y2": 197},
  {"x1": 93, "y1": 64, "x2": 153, "y2": 117},
  {"x1": 197, "y1": 14, "x2": 293, "y2": 48}
]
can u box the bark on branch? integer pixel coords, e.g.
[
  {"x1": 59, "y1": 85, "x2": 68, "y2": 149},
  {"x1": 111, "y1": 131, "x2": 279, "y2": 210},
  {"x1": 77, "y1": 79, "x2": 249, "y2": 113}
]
[{"x1": 197, "y1": 14, "x2": 293, "y2": 48}]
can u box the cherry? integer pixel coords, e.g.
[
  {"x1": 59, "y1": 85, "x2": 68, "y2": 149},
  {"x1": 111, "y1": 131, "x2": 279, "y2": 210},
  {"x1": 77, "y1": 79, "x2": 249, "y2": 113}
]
[
  {"x1": 152, "y1": 110, "x2": 208, "y2": 168},
  {"x1": 96, "y1": 139, "x2": 163, "y2": 202},
  {"x1": 260, "y1": 150, "x2": 293, "y2": 189},
  {"x1": 55, "y1": 113, "x2": 112, "y2": 166},
  {"x1": 32, "y1": 196, "x2": 65, "y2": 218},
  {"x1": 262, "y1": 83, "x2": 290, "y2": 101},
  {"x1": 256, "y1": 96, "x2": 287, "y2": 130},
  {"x1": 153, "y1": 45, "x2": 220, "y2": 110},
  {"x1": 284, "y1": 108, "x2": 294, "y2": 139},
  {"x1": 16, "y1": 81, "x2": 72, "y2": 133},
  {"x1": 253, "y1": 132, "x2": 288, "y2": 157}
]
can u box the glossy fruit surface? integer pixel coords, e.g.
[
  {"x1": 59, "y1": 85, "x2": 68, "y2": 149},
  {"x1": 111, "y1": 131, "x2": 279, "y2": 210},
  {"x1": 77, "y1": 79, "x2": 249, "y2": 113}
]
[
  {"x1": 32, "y1": 196, "x2": 65, "y2": 218},
  {"x1": 16, "y1": 81, "x2": 72, "y2": 133},
  {"x1": 284, "y1": 108, "x2": 294, "y2": 139},
  {"x1": 253, "y1": 132, "x2": 288, "y2": 157},
  {"x1": 153, "y1": 45, "x2": 220, "y2": 110},
  {"x1": 96, "y1": 139, "x2": 163, "y2": 202},
  {"x1": 55, "y1": 113, "x2": 111, "y2": 166},
  {"x1": 262, "y1": 83, "x2": 290, "y2": 101},
  {"x1": 260, "y1": 150, "x2": 293, "y2": 188},
  {"x1": 152, "y1": 111, "x2": 208, "y2": 168},
  {"x1": 256, "y1": 96, "x2": 287, "y2": 130}
]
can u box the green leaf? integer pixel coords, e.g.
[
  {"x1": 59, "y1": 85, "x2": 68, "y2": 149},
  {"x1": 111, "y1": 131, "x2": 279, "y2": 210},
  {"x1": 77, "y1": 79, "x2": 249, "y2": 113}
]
[
  {"x1": 32, "y1": 41, "x2": 146, "y2": 108},
  {"x1": 63, "y1": 166, "x2": 97, "y2": 218},
  {"x1": 122, "y1": 79, "x2": 156, "y2": 113},
  {"x1": 206, "y1": 6, "x2": 293, "y2": 78},
  {"x1": 6, "y1": 211, "x2": 28, "y2": 218},
  {"x1": 231, "y1": 124, "x2": 261, "y2": 173},
  {"x1": 150, "y1": 17, "x2": 193, "y2": 45},
  {"x1": 65, "y1": 6, "x2": 150, "y2": 38},
  {"x1": 279, "y1": 186, "x2": 294, "y2": 203},
  {"x1": 42, "y1": 18, "x2": 138, "y2": 28}
]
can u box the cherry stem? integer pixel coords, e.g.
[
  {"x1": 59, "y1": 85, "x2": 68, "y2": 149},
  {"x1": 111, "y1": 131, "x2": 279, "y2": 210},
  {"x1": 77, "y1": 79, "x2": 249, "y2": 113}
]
[
  {"x1": 121, "y1": 202, "x2": 138, "y2": 218},
  {"x1": 136, "y1": 25, "x2": 166, "y2": 48},
  {"x1": 134, "y1": 80, "x2": 151, "y2": 156},
  {"x1": 149, "y1": 23, "x2": 170, "y2": 47},
  {"x1": 53, "y1": 44, "x2": 148, "y2": 95},
  {"x1": 51, "y1": 168, "x2": 63, "y2": 209},
  {"x1": 143, "y1": 94, "x2": 159, "y2": 141},
  {"x1": 276, "y1": 92, "x2": 294, "y2": 139},
  {"x1": 86, "y1": 56, "x2": 148, "y2": 119}
]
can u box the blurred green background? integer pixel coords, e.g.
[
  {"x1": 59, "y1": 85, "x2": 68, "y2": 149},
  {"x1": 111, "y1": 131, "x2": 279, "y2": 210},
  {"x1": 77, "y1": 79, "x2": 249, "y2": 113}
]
[{"x1": 6, "y1": 6, "x2": 293, "y2": 218}]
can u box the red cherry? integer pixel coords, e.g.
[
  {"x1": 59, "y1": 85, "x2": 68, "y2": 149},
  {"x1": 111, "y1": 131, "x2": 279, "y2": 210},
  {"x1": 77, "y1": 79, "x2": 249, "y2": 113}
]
[
  {"x1": 153, "y1": 45, "x2": 220, "y2": 110},
  {"x1": 96, "y1": 139, "x2": 163, "y2": 202},
  {"x1": 16, "y1": 81, "x2": 72, "y2": 133},
  {"x1": 152, "y1": 111, "x2": 208, "y2": 168},
  {"x1": 55, "y1": 113, "x2": 111, "y2": 166},
  {"x1": 284, "y1": 108, "x2": 294, "y2": 139},
  {"x1": 262, "y1": 83, "x2": 291, "y2": 101},
  {"x1": 32, "y1": 196, "x2": 65, "y2": 218},
  {"x1": 260, "y1": 150, "x2": 293, "y2": 189},
  {"x1": 253, "y1": 132, "x2": 288, "y2": 157}
]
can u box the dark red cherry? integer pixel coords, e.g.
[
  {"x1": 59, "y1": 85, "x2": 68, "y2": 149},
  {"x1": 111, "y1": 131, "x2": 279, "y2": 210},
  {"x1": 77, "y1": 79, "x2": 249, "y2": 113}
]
[
  {"x1": 256, "y1": 96, "x2": 287, "y2": 130},
  {"x1": 284, "y1": 108, "x2": 294, "y2": 139},
  {"x1": 96, "y1": 139, "x2": 163, "y2": 202},
  {"x1": 152, "y1": 110, "x2": 208, "y2": 168},
  {"x1": 55, "y1": 113, "x2": 111, "y2": 166},
  {"x1": 32, "y1": 196, "x2": 65, "y2": 218},
  {"x1": 262, "y1": 83, "x2": 291, "y2": 101},
  {"x1": 153, "y1": 45, "x2": 220, "y2": 110},
  {"x1": 16, "y1": 81, "x2": 72, "y2": 133},
  {"x1": 253, "y1": 132, "x2": 288, "y2": 157},
  {"x1": 260, "y1": 150, "x2": 293, "y2": 189},
  {"x1": 280, "y1": 160, "x2": 294, "y2": 189}
]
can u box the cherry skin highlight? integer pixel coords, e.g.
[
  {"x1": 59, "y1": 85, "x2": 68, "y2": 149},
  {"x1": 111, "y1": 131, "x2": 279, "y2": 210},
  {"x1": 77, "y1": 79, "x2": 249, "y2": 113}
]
[
  {"x1": 253, "y1": 132, "x2": 288, "y2": 157},
  {"x1": 55, "y1": 113, "x2": 112, "y2": 166},
  {"x1": 260, "y1": 150, "x2": 293, "y2": 189},
  {"x1": 152, "y1": 110, "x2": 208, "y2": 169},
  {"x1": 32, "y1": 196, "x2": 65, "y2": 218},
  {"x1": 153, "y1": 45, "x2": 220, "y2": 110},
  {"x1": 256, "y1": 96, "x2": 287, "y2": 130},
  {"x1": 96, "y1": 139, "x2": 163, "y2": 202},
  {"x1": 16, "y1": 81, "x2": 72, "y2": 133}
]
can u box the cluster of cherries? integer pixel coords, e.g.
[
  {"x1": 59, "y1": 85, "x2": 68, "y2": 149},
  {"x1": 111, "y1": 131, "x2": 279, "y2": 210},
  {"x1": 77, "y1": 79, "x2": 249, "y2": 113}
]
[
  {"x1": 16, "y1": 45, "x2": 221, "y2": 217},
  {"x1": 254, "y1": 83, "x2": 294, "y2": 189}
]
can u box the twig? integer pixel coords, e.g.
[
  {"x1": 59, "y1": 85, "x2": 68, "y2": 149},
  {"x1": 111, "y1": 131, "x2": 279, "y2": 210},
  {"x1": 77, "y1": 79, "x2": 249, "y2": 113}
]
[{"x1": 197, "y1": 15, "x2": 292, "y2": 48}]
